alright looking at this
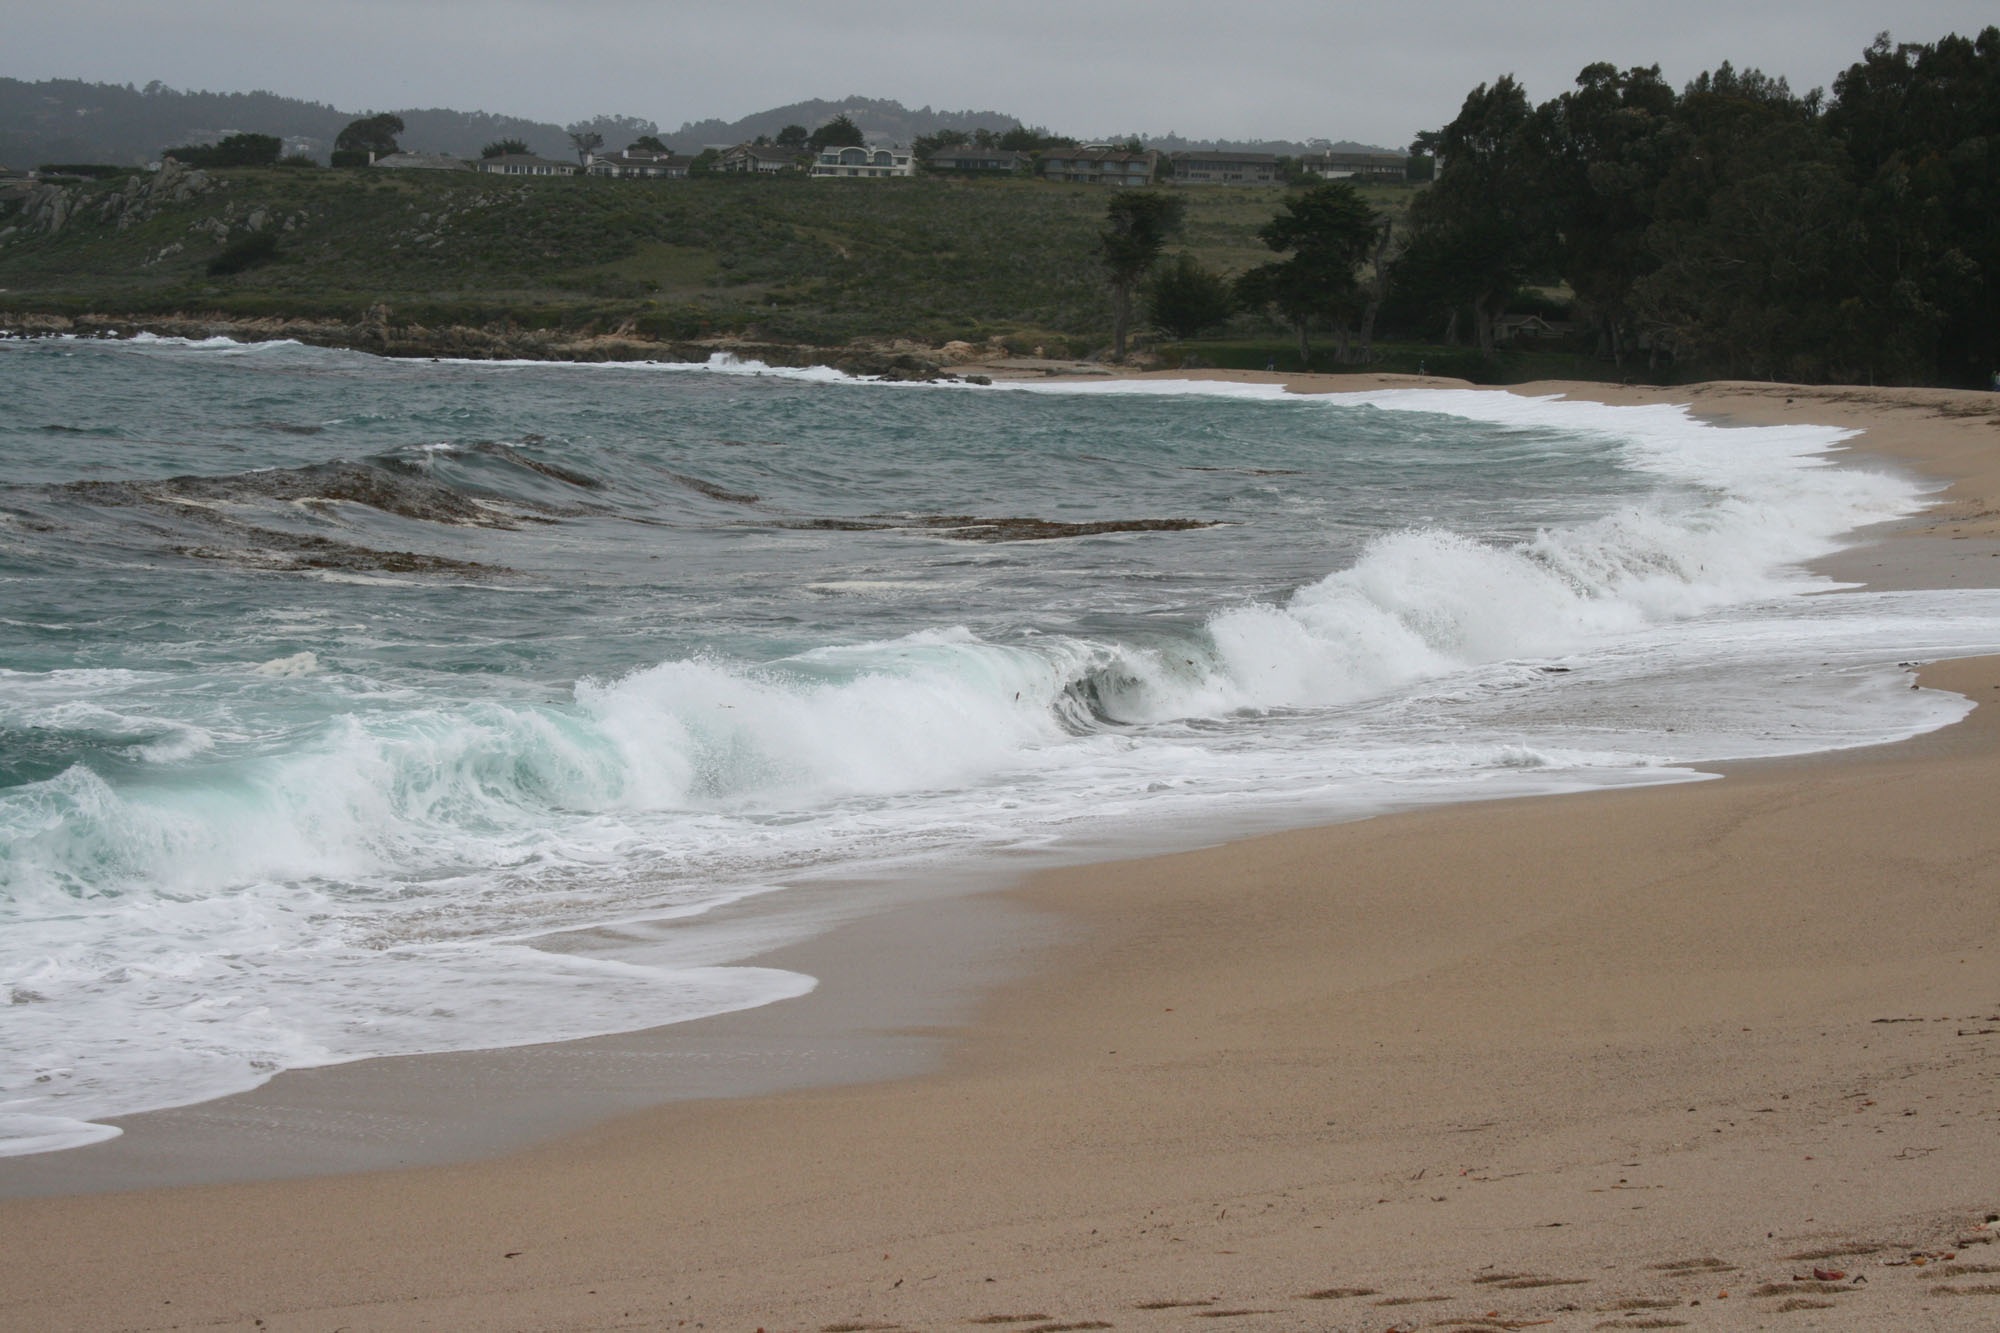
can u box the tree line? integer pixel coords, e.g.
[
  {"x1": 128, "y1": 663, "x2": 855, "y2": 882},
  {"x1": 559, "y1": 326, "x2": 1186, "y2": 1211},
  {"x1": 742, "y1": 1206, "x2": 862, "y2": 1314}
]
[{"x1": 1119, "y1": 27, "x2": 2000, "y2": 388}]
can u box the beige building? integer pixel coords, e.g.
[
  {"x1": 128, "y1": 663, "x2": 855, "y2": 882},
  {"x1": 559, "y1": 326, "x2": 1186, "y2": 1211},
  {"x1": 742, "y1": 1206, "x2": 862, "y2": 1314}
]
[
  {"x1": 1170, "y1": 151, "x2": 1278, "y2": 185},
  {"x1": 1036, "y1": 148, "x2": 1159, "y2": 186}
]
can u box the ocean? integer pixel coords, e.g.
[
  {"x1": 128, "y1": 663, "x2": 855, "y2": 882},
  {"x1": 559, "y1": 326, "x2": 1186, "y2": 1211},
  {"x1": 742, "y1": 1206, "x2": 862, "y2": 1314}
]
[{"x1": 5, "y1": 334, "x2": 2000, "y2": 1159}]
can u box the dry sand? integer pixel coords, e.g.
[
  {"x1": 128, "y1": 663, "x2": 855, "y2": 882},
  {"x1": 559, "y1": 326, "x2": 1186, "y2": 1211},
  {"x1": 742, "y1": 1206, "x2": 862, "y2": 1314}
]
[{"x1": 4, "y1": 377, "x2": 1999, "y2": 1332}]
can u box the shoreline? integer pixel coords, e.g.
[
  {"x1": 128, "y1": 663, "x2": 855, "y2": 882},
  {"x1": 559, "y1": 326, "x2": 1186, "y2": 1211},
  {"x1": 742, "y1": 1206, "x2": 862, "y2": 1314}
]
[{"x1": 4, "y1": 373, "x2": 1998, "y2": 1330}]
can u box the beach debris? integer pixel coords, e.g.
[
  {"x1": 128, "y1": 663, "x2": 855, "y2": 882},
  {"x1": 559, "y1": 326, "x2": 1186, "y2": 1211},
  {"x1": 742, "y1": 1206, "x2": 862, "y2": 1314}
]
[
  {"x1": 1812, "y1": 1267, "x2": 1847, "y2": 1281},
  {"x1": 1648, "y1": 1257, "x2": 1733, "y2": 1273},
  {"x1": 970, "y1": 1314, "x2": 1052, "y2": 1324},
  {"x1": 1781, "y1": 1243, "x2": 1878, "y2": 1261}
]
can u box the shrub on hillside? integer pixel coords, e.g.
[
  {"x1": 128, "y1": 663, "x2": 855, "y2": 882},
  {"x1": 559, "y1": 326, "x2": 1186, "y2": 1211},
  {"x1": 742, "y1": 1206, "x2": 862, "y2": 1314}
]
[{"x1": 207, "y1": 231, "x2": 279, "y2": 276}]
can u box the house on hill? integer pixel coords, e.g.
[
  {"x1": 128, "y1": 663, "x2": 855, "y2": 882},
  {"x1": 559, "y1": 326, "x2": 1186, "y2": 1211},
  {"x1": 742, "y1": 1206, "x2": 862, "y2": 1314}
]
[
  {"x1": 1493, "y1": 314, "x2": 1575, "y2": 343},
  {"x1": 1169, "y1": 151, "x2": 1278, "y2": 185},
  {"x1": 925, "y1": 147, "x2": 1030, "y2": 176},
  {"x1": 809, "y1": 145, "x2": 915, "y2": 178},
  {"x1": 371, "y1": 152, "x2": 471, "y2": 172},
  {"x1": 719, "y1": 143, "x2": 800, "y2": 174},
  {"x1": 1298, "y1": 151, "x2": 1406, "y2": 181},
  {"x1": 474, "y1": 153, "x2": 577, "y2": 177},
  {"x1": 587, "y1": 150, "x2": 690, "y2": 178},
  {"x1": 1037, "y1": 148, "x2": 1159, "y2": 186}
]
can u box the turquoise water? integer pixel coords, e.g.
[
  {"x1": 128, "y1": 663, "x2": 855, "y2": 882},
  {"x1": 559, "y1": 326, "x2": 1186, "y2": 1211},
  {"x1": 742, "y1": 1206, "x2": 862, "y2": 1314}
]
[{"x1": 3, "y1": 335, "x2": 1997, "y2": 1156}]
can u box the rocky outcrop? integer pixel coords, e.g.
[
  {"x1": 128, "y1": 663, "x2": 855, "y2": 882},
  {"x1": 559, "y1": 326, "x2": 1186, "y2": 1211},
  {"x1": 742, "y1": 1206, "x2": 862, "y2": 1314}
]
[
  {"x1": 0, "y1": 158, "x2": 222, "y2": 241},
  {"x1": 0, "y1": 311, "x2": 971, "y2": 382}
]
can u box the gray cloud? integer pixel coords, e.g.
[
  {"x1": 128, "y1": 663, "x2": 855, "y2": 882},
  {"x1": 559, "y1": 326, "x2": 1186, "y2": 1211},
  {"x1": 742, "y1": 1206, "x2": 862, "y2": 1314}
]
[{"x1": 9, "y1": 0, "x2": 1995, "y2": 146}]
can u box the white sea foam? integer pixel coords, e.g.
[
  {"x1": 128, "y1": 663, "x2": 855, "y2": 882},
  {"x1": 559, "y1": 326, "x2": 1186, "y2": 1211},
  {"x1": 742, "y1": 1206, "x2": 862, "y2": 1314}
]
[
  {"x1": 125, "y1": 332, "x2": 306, "y2": 354},
  {"x1": 253, "y1": 650, "x2": 320, "y2": 676}
]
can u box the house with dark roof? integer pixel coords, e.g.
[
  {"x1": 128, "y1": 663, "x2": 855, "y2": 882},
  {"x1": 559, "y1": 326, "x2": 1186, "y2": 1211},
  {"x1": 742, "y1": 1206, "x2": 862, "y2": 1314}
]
[
  {"x1": 925, "y1": 147, "x2": 1030, "y2": 176},
  {"x1": 473, "y1": 153, "x2": 577, "y2": 177},
  {"x1": 587, "y1": 150, "x2": 690, "y2": 179},
  {"x1": 719, "y1": 143, "x2": 801, "y2": 174},
  {"x1": 1036, "y1": 148, "x2": 1159, "y2": 186},
  {"x1": 1170, "y1": 151, "x2": 1278, "y2": 185}
]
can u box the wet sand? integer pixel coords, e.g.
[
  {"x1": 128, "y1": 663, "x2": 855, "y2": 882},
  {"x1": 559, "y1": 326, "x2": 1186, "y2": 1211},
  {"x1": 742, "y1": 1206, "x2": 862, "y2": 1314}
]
[{"x1": 3, "y1": 377, "x2": 1997, "y2": 1332}]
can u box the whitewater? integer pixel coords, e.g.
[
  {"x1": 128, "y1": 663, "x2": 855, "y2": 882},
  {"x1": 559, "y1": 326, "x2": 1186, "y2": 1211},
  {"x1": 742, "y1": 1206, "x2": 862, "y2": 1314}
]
[{"x1": 5, "y1": 335, "x2": 2000, "y2": 1159}]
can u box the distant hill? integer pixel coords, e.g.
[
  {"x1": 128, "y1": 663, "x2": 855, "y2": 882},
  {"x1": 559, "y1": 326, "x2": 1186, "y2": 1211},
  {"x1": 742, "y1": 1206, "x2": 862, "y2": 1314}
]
[
  {"x1": 0, "y1": 78, "x2": 1399, "y2": 169},
  {"x1": 673, "y1": 96, "x2": 1021, "y2": 149},
  {"x1": 0, "y1": 78, "x2": 638, "y2": 167},
  {"x1": 676, "y1": 97, "x2": 1399, "y2": 156}
]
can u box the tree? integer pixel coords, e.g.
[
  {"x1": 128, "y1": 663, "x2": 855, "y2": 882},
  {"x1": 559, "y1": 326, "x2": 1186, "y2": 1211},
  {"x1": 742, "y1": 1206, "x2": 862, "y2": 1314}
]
[
  {"x1": 1395, "y1": 77, "x2": 1547, "y2": 354},
  {"x1": 808, "y1": 114, "x2": 866, "y2": 153},
  {"x1": 1099, "y1": 191, "x2": 1186, "y2": 359},
  {"x1": 629, "y1": 134, "x2": 669, "y2": 154},
  {"x1": 1401, "y1": 130, "x2": 1441, "y2": 184},
  {"x1": 913, "y1": 128, "x2": 969, "y2": 161},
  {"x1": 775, "y1": 124, "x2": 809, "y2": 149},
  {"x1": 568, "y1": 128, "x2": 604, "y2": 164},
  {"x1": 1145, "y1": 253, "x2": 1236, "y2": 339},
  {"x1": 1531, "y1": 62, "x2": 1679, "y2": 362},
  {"x1": 689, "y1": 147, "x2": 722, "y2": 177},
  {"x1": 481, "y1": 138, "x2": 529, "y2": 159},
  {"x1": 1237, "y1": 181, "x2": 1384, "y2": 362},
  {"x1": 334, "y1": 113, "x2": 403, "y2": 159},
  {"x1": 1822, "y1": 26, "x2": 2000, "y2": 383},
  {"x1": 999, "y1": 124, "x2": 1071, "y2": 152}
]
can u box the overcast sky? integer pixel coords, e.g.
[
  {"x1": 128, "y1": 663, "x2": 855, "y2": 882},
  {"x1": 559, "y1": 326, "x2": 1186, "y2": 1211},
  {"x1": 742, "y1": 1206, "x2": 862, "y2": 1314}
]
[{"x1": 10, "y1": 1, "x2": 1996, "y2": 146}]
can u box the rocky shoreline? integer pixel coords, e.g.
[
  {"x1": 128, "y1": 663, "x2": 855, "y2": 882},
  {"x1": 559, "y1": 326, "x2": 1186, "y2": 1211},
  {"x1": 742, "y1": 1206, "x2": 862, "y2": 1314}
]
[{"x1": 0, "y1": 308, "x2": 1129, "y2": 382}]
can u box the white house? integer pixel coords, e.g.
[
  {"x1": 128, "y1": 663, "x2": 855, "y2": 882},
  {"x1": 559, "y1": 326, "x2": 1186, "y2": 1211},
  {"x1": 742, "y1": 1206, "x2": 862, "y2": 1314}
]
[
  {"x1": 1298, "y1": 152, "x2": 1407, "y2": 181},
  {"x1": 474, "y1": 153, "x2": 578, "y2": 177},
  {"x1": 809, "y1": 145, "x2": 915, "y2": 178}
]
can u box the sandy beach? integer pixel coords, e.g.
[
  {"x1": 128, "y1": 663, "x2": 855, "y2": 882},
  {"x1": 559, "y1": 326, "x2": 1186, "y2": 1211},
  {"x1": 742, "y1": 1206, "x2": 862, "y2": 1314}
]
[{"x1": 4, "y1": 375, "x2": 1998, "y2": 1332}]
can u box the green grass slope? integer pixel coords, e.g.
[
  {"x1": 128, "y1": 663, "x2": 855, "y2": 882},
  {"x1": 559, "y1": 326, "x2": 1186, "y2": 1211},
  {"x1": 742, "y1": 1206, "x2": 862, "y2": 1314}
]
[{"x1": 0, "y1": 167, "x2": 1417, "y2": 351}]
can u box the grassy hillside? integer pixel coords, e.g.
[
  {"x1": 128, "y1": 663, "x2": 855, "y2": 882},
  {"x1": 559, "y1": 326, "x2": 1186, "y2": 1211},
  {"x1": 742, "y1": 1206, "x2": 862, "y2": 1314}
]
[{"x1": 0, "y1": 166, "x2": 1418, "y2": 352}]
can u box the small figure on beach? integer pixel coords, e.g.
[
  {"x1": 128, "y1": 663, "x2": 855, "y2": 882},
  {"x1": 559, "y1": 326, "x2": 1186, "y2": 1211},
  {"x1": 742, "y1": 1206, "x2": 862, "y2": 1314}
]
[
  {"x1": 1265, "y1": 356, "x2": 1276, "y2": 372},
  {"x1": 1990, "y1": 368, "x2": 1999, "y2": 391}
]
